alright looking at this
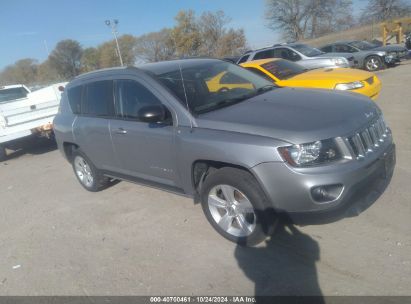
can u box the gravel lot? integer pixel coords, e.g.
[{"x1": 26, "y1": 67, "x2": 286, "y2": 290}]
[{"x1": 0, "y1": 62, "x2": 410, "y2": 296}]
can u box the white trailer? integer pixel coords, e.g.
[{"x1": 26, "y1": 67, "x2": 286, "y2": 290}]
[{"x1": 0, "y1": 82, "x2": 67, "y2": 160}]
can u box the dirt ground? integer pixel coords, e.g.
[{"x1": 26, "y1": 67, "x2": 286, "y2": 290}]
[{"x1": 0, "y1": 62, "x2": 410, "y2": 296}]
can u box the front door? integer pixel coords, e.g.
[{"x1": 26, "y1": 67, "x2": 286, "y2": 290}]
[{"x1": 109, "y1": 79, "x2": 178, "y2": 187}]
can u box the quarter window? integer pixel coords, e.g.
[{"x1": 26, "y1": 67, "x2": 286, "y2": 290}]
[
  {"x1": 67, "y1": 86, "x2": 82, "y2": 114},
  {"x1": 115, "y1": 80, "x2": 162, "y2": 120},
  {"x1": 237, "y1": 54, "x2": 250, "y2": 64}
]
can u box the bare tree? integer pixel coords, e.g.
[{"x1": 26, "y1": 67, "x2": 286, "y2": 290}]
[
  {"x1": 265, "y1": 0, "x2": 313, "y2": 40},
  {"x1": 198, "y1": 11, "x2": 231, "y2": 56},
  {"x1": 135, "y1": 29, "x2": 176, "y2": 62},
  {"x1": 265, "y1": 0, "x2": 354, "y2": 40},
  {"x1": 361, "y1": 0, "x2": 411, "y2": 23}
]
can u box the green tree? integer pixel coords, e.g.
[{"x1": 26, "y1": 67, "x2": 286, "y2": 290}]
[
  {"x1": 81, "y1": 47, "x2": 100, "y2": 72},
  {"x1": 37, "y1": 59, "x2": 61, "y2": 84},
  {"x1": 0, "y1": 58, "x2": 38, "y2": 85},
  {"x1": 49, "y1": 39, "x2": 83, "y2": 79},
  {"x1": 98, "y1": 34, "x2": 137, "y2": 68},
  {"x1": 171, "y1": 10, "x2": 202, "y2": 57}
]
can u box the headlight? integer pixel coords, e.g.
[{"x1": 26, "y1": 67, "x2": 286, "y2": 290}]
[
  {"x1": 334, "y1": 81, "x2": 364, "y2": 90},
  {"x1": 332, "y1": 58, "x2": 348, "y2": 66},
  {"x1": 0, "y1": 115, "x2": 6, "y2": 128},
  {"x1": 278, "y1": 139, "x2": 341, "y2": 167},
  {"x1": 388, "y1": 51, "x2": 397, "y2": 57}
]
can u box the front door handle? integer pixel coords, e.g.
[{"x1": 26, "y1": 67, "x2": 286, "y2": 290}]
[{"x1": 115, "y1": 128, "x2": 127, "y2": 134}]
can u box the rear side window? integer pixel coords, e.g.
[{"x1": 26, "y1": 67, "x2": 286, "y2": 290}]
[
  {"x1": 273, "y1": 48, "x2": 301, "y2": 62},
  {"x1": 83, "y1": 80, "x2": 114, "y2": 117},
  {"x1": 253, "y1": 49, "x2": 275, "y2": 60},
  {"x1": 320, "y1": 45, "x2": 333, "y2": 53},
  {"x1": 67, "y1": 86, "x2": 82, "y2": 114}
]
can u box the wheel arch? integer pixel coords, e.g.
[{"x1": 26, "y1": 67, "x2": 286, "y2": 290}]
[
  {"x1": 62, "y1": 142, "x2": 79, "y2": 162},
  {"x1": 191, "y1": 160, "x2": 254, "y2": 193}
]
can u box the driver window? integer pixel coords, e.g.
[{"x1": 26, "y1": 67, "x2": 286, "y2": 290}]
[{"x1": 115, "y1": 80, "x2": 162, "y2": 120}]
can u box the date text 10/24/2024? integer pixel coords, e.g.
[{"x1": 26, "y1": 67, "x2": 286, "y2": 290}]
[{"x1": 149, "y1": 296, "x2": 256, "y2": 303}]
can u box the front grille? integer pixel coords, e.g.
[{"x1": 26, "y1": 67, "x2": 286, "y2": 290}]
[
  {"x1": 365, "y1": 77, "x2": 374, "y2": 85},
  {"x1": 346, "y1": 116, "x2": 388, "y2": 158}
]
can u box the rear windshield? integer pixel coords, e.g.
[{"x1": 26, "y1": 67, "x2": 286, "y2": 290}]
[
  {"x1": 261, "y1": 60, "x2": 306, "y2": 80},
  {"x1": 0, "y1": 87, "x2": 29, "y2": 103}
]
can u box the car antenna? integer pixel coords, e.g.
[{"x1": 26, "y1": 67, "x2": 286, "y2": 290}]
[{"x1": 178, "y1": 61, "x2": 194, "y2": 131}]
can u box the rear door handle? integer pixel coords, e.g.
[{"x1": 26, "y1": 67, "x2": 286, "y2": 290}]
[{"x1": 115, "y1": 128, "x2": 127, "y2": 134}]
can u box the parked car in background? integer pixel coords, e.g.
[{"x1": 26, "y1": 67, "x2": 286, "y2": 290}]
[
  {"x1": 319, "y1": 40, "x2": 408, "y2": 71},
  {"x1": 0, "y1": 82, "x2": 67, "y2": 160},
  {"x1": 405, "y1": 33, "x2": 411, "y2": 50},
  {"x1": 54, "y1": 59, "x2": 395, "y2": 246},
  {"x1": 237, "y1": 43, "x2": 355, "y2": 70},
  {"x1": 240, "y1": 58, "x2": 381, "y2": 100}
]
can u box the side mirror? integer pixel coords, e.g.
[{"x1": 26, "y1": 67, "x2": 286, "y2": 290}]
[{"x1": 137, "y1": 104, "x2": 166, "y2": 123}]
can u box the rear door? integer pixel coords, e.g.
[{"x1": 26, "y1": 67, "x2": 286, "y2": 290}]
[
  {"x1": 72, "y1": 80, "x2": 118, "y2": 171},
  {"x1": 109, "y1": 78, "x2": 178, "y2": 187}
]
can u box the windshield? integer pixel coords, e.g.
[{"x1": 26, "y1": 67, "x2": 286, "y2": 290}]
[
  {"x1": 261, "y1": 59, "x2": 306, "y2": 80},
  {"x1": 152, "y1": 61, "x2": 275, "y2": 115},
  {"x1": 291, "y1": 44, "x2": 324, "y2": 57},
  {"x1": 348, "y1": 41, "x2": 377, "y2": 50},
  {"x1": 0, "y1": 87, "x2": 29, "y2": 103}
]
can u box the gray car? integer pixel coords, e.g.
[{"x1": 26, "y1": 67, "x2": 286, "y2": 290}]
[
  {"x1": 237, "y1": 43, "x2": 355, "y2": 69},
  {"x1": 54, "y1": 59, "x2": 395, "y2": 246},
  {"x1": 320, "y1": 40, "x2": 408, "y2": 71}
]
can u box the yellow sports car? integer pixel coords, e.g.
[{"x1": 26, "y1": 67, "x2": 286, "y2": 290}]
[{"x1": 240, "y1": 58, "x2": 381, "y2": 100}]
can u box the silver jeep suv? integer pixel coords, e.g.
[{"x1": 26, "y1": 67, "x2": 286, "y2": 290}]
[{"x1": 54, "y1": 59, "x2": 395, "y2": 245}]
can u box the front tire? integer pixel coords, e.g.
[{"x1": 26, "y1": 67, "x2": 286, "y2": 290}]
[
  {"x1": 200, "y1": 167, "x2": 277, "y2": 246},
  {"x1": 71, "y1": 149, "x2": 110, "y2": 192},
  {"x1": 364, "y1": 56, "x2": 384, "y2": 71}
]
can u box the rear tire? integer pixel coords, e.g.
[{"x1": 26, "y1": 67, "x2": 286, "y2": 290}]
[
  {"x1": 71, "y1": 149, "x2": 110, "y2": 192},
  {"x1": 364, "y1": 55, "x2": 384, "y2": 71},
  {"x1": 200, "y1": 167, "x2": 277, "y2": 246}
]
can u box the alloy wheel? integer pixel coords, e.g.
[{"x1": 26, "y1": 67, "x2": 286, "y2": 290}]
[
  {"x1": 207, "y1": 184, "x2": 256, "y2": 237},
  {"x1": 74, "y1": 155, "x2": 94, "y2": 188}
]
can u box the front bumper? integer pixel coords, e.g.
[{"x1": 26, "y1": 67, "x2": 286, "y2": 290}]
[{"x1": 251, "y1": 139, "x2": 395, "y2": 214}]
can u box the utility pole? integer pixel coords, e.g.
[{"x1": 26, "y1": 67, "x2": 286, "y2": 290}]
[{"x1": 105, "y1": 19, "x2": 124, "y2": 66}]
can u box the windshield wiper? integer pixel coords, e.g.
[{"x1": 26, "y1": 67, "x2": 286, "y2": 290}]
[{"x1": 256, "y1": 84, "x2": 276, "y2": 94}]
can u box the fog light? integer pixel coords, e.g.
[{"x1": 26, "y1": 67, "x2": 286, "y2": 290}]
[{"x1": 311, "y1": 184, "x2": 343, "y2": 203}]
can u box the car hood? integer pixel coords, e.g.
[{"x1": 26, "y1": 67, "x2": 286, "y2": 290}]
[
  {"x1": 283, "y1": 67, "x2": 374, "y2": 83},
  {"x1": 372, "y1": 44, "x2": 407, "y2": 52},
  {"x1": 196, "y1": 87, "x2": 379, "y2": 144}
]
